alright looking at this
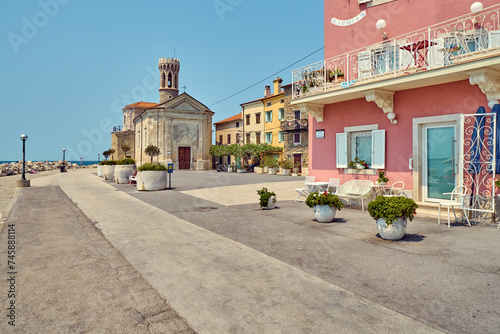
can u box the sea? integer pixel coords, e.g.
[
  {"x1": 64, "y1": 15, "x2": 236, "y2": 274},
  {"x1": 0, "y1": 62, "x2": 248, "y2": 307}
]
[{"x1": 0, "y1": 161, "x2": 100, "y2": 166}]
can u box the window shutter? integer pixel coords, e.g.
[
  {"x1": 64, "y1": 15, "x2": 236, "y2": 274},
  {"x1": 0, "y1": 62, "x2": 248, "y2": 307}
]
[
  {"x1": 336, "y1": 133, "x2": 348, "y2": 168},
  {"x1": 371, "y1": 129, "x2": 385, "y2": 169},
  {"x1": 428, "y1": 38, "x2": 444, "y2": 69},
  {"x1": 489, "y1": 31, "x2": 500, "y2": 48},
  {"x1": 357, "y1": 51, "x2": 372, "y2": 79}
]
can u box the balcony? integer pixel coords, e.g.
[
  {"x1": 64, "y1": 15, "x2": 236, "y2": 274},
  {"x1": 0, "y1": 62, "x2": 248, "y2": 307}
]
[
  {"x1": 281, "y1": 119, "x2": 308, "y2": 131},
  {"x1": 292, "y1": 3, "x2": 500, "y2": 106}
]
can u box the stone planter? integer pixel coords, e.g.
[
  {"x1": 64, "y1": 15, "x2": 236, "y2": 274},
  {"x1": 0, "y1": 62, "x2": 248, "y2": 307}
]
[
  {"x1": 264, "y1": 166, "x2": 269, "y2": 173},
  {"x1": 282, "y1": 168, "x2": 291, "y2": 176},
  {"x1": 237, "y1": 169, "x2": 245, "y2": 173},
  {"x1": 115, "y1": 164, "x2": 136, "y2": 184},
  {"x1": 97, "y1": 165, "x2": 104, "y2": 177},
  {"x1": 376, "y1": 217, "x2": 407, "y2": 240},
  {"x1": 262, "y1": 196, "x2": 276, "y2": 210},
  {"x1": 376, "y1": 182, "x2": 387, "y2": 186},
  {"x1": 103, "y1": 165, "x2": 115, "y2": 181},
  {"x1": 268, "y1": 167, "x2": 276, "y2": 175},
  {"x1": 227, "y1": 166, "x2": 233, "y2": 173},
  {"x1": 313, "y1": 205, "x2": 336, "y2": 223},
  {"x1": 136, "y1": 171, "x2": 167, "y2": 191},
  {"x1": 356, "y1": 163, "x2": 364, "y2": 170},
  {"x1": 292, "y1": 167, "x2": 299, "y2": 174},
  {"x1": 256, "y1": 167, "x2": 264, "y2": 174}
]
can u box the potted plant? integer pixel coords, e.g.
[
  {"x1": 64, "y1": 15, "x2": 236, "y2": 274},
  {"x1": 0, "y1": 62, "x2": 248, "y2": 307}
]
[
  {"x1": 293, "y1": 162, "x2": 300, "y2": 175},
  {"x1": 262, "y1": 156, "x2": 270, "y2": 173},
  {"x1": 305, "y1": 191, "x2": 344, "y2": 223},
  {"x1": 268, "y1": 158, "x2": 278, "y2": 175},
  {"x1": 302, "y1": 160, "x2": 309, "y2": 176},
  {"x1": 367, "y1": 196, "x2": 419, "y2": 240},
  {"x1": 376, "y1": 170, "x2": 389, "y2": 186},
  {"x1": 348, "y1": 157, "x2": 369, "y2": 170},
  {"x1": 257, "y1": 187, "x2": 277, "y2": 210},
  {"x1": 115, "y1": 158, "x2": 136, "y2": 184},
  {"x1": 103, "y1": 160, "x2": 118, "y2": 181},
  {"x1": 256, "y1": 162, "x2": 264, "y2": 174},
  {"x1": 279, "y1": 158, "x2": 293, "y2": 176},
  {"x1": 136, "y1": 162, "x2": 167, "y2": 191}
]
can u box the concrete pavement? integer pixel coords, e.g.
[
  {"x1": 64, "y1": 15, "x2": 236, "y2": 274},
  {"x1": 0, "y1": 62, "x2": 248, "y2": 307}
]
[{"x1": 1, "y1": 169, "x2": 499, "y2": 333}]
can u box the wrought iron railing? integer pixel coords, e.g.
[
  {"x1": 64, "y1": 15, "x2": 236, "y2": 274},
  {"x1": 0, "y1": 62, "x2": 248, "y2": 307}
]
[
  {"x1": 113, "y1": 125, "x2": 122, "y2": 132},
  {"x1": 292, "y1": 3, "x2": 500, "y2": 100},
  {"x1": 280, "y1": 119, "x2": 308, "y2": 131}
]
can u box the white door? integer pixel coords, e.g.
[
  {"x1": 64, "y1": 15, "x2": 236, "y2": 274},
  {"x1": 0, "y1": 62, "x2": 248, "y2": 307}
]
[{"x1": 423, "y1": 123, "x2": 459, "y2": 201}]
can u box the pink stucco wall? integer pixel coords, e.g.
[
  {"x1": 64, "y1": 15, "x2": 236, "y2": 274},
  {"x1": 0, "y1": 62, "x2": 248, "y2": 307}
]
[
  {"x1": 309, "y1": 80, "x2": 489, "y2": 187},
  {"x1": 324, "y1": 0, "x2": 499, "y2": 58}
]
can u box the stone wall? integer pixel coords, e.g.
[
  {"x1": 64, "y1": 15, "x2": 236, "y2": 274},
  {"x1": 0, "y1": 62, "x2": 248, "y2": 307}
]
[
  {"x1": 0, "y1": 161, "x2": 97, "y2": 177},
  {"x1": 282, "y1": 84, "x2": 309, "y2": 167},
  {"x1": 111, "y1": 130, "x2": 135, "y2": 160}
]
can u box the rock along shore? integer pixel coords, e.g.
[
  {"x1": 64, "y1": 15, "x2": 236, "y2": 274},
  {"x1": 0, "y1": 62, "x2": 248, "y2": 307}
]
[{"x1": 0, "y1": 161, "x2": 97, "y2": 177}]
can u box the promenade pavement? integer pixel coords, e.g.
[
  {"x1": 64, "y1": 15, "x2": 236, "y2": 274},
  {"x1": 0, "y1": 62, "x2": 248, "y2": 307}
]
[{"x1": 1, "y1": 169, "x2": 500, "y2": 333}]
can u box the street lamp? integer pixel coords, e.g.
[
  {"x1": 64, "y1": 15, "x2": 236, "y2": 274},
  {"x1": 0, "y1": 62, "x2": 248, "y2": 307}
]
[
  {"x1": 61, "y1": 148, "x2": 67, "y2": 173},
  {"x1": 98, "y1": 153, "x2": 100, "y2": 163},
  {"x1": 16, "y1": 134, "x2": 30, "y2": 187}
]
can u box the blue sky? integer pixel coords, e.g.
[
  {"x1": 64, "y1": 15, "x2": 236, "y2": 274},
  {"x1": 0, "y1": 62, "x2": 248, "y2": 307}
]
[{"x1": 0, "y1": 0, "x2": 324, "y2": 161}]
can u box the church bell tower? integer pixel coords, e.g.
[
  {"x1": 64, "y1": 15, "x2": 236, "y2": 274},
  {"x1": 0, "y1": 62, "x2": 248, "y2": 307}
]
[{"x1": 158, "y1": 57, "x2": 180, "y2": 103}]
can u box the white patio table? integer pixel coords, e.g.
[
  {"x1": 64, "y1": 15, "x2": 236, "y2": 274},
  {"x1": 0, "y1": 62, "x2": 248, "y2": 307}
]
[{"x1": 306, "y1": 182, "x2": 329, "y2": 192}]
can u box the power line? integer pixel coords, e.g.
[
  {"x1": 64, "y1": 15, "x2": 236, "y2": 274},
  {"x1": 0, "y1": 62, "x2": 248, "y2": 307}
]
[{"x1": 209, "y1": 47, "x2": 324, "y2": 108}]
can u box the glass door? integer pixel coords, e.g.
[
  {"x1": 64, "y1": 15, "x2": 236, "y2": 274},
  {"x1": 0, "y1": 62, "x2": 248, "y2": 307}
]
[{"x1": 423, "y1": 124, "x2": 458, "y2": 201}]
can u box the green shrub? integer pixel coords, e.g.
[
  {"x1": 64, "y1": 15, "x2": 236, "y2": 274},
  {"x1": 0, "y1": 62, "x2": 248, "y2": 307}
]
[
  {"x1": 102, "y1": 160, "x2": 117, "y2": 165},
  {"x1": 138, "y1": 163, "x2": 167, "y2": 171},
  {"x1": 257, "y1": 187, "x2": 276, "y2": 208},
  {"x1": 118, "y1": 158, "x2": 136, "y2": 165},
  {"x1": 367, "y1": 196, "x2": 418, "y2": 225},
  {"x1": 305, "y1": 191, "x2": 343, "y2": 210}
]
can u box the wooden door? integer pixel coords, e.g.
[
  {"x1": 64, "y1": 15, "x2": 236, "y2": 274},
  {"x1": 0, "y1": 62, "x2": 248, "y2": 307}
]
[
  {"x1": 178, "y1": 147, "x2": 191, "y2": 169},
  {"x1": 293, "y1": 154, "x2": 302, "y2": 173}
]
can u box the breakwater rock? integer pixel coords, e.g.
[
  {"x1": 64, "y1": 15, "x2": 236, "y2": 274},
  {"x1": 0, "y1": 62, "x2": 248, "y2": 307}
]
[{"x1": 0, "y1": 161, "x2": 98, "y2": 177}]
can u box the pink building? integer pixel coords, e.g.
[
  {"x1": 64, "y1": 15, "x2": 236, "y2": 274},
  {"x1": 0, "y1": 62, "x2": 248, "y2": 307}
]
[{"x1": 293, "y1": 0, "x2": 500, "y2": 205}]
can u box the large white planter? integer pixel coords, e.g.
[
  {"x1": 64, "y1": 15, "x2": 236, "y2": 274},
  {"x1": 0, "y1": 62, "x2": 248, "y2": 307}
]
[
  {"x1": 376, "y1": 217, "x2": 407, "y2": 240},
  {"x1": 115, "y1": 164, "x2": 136, "y2": 184},
  {"x1": 103, "y1": 165, "x2": 115, "y2": 181},
  {"x1": 313, "y1": 205, "x2": 336, "y2": 223},
  {"x1": 268, "y1": 167, "x2": 276, "y2": 175},
  {"x1": 256, "y1": 167, "x2": 264, "y2": 174},
  {"x1": 97, "y1": 165, "x2": 104, "y2": 177},
  {"x1": 282, "y1": 168, "x2": 291, "y2": 176},
  {"x1": 264, "y1": 166, "x2": 269, "y2": 173},
  {"x1": 262, "y1": 196, "x2": 276, "y2": 210},
  {"x1": 237, "y1": 169, "x2": 245, "y2": 173},
  {"x1": 136, "y1": 171, "x2": 167, "y2": 191}
]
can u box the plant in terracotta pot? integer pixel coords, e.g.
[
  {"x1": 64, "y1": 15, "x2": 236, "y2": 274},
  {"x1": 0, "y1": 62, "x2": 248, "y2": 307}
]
[
  {"x1": 257, "y1": 187, "x2": 277, "y2": 210},
  {"x1": 376, "y1": 170, "x2": 389, "y2": 185},
  {"x1": 305, "y1": 191, "x2": 344, "y2": 223},
  {"x1": 367, "y1": 196, "x2": 419, "y2": 240}
]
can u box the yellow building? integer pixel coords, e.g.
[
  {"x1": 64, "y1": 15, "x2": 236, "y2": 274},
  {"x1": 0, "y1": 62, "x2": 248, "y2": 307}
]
[{"x1": 262, "y1": 78, "x2": 285, "y2": 157}]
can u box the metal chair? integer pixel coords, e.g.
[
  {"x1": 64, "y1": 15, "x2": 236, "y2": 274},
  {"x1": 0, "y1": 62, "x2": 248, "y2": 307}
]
[
  {"x1": 438, "y1": 185, "x2": 471, "y2": 228},
  {"x1": 326, "y1": 178, "x2": 340, "y2": 194},
  {"x1": 383, "y1": 181, "x2": 404, "y2": 197},
  {"x1": 295, "y1": 176, "x2": 315, "y2": 202}
]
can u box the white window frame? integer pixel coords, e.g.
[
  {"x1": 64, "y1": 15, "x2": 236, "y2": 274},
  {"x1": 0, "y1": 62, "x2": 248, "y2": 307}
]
[{"x1": 336, "y1": 124, "x2": 385, "y2": 169}]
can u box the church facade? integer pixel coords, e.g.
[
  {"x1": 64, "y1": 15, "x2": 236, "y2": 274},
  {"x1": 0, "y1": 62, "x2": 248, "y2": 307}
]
[{"x1": 111, "y1": 57, "x2": 214, "y2": 170}]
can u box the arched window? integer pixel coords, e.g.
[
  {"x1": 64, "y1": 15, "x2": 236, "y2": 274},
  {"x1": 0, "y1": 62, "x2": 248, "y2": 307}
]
[
  {"x1": 161, "y1": 71, "x2": 166, "y2": 88},
  {"x1": 168, "y1": 72, "x2": 173, "y2": 88},
  {"x1": 174, "y1": 73, "x2": 178, "y2": 89}
]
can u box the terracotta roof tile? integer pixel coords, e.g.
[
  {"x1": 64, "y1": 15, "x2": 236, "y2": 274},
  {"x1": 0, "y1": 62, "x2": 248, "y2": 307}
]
[
  {"x1": 214, "y1": 113, "x2": 242, "y2": 125},
  {"x1": 124, "y1": 102, "x2": 158, "y2": 109}
]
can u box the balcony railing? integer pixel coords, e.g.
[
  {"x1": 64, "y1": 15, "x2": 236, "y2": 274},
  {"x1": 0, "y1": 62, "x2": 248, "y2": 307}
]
[
  {"x1": 292, "y1": 3, "x2": 500, "y2": 100},
  {"x1": 281, "y1": 119, "x2": 308, "y2": 131},
  {"x1": 112, "y1": 125, "x2": 122, "y2": 132}
]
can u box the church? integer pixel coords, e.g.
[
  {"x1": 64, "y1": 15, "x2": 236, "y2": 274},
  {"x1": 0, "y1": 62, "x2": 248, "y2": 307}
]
[{"x1": 111, "y1": 57, "x2": 214, "y2": 170}]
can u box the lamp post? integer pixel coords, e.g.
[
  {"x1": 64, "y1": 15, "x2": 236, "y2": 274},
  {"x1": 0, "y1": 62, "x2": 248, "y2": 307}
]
[
  {"x1": 61, "y1": 148, "x2": 67, "y2": 173},
  {"x1": 98, "y1": 153, "x2": 100, "y2": 163},
  {"x1": 17, "y1": 134, "x2": 30, "y2": 187}
]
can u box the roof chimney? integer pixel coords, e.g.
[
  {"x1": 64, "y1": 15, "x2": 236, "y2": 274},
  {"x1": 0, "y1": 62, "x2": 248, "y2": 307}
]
[
  {"x1": 273, "y1": 77, "x2": 283, "y2": 95},
  {"x1": 265, "y1": 85, "x2": 271, "y2": 97}
]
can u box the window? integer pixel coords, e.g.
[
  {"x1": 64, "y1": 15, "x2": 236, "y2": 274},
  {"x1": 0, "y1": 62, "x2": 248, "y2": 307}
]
[
  {"x1": 278, "y1": 108, "x2": 284, "y2": 120},
  {"x1": 279, "y1": 131, "x2": 284, "y2": 143},
  {"x1": 267, "y1": 102, "x2": 272, "y2": 107},
  {"x1": 227, "y1": 134, "x2": 231, "y2": 144},
  {"x1": 265, "y1": 111, "x2": 273, "y2": 123},
  {"x1": 294, "y1": 110, "x2": 301, "y2": 120},
  {"x1": 236, "y1": 121, "x2": 240, "y2": 128},
  {"x1": 280, "y1": 99, "x2": 284, "y2": 104},
  {"x1": 265, "y1": 132, "x2": 273, "y2": 143},
  {"x1": 219, "y1": 135, "x2": 223, "y2": 144},
  {"x1": 336, "y1": 125, "x2": 385, "y2": 169},
  {"x1": 294, "y1": 133, "x2": 301, "y2": 145},
  {"x1": 246, "y1": 133, "x2": 250, "y2": 143},
  {"x1": 256, "y1": 113, "x2": 261, "y2": 124},
  {"x1": 236, "y1": 133, "x2": 240, "y2": 144},
  {"x1": 256, "y1": 132, "x2": 261, "y2": 144},
  {"x1": 246, "y1": 115, "x2": 250, "y2": 126}
]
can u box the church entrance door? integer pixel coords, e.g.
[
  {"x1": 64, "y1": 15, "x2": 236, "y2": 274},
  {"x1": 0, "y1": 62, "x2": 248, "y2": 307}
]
[{"x1": 179, "y1": 147, "x2": 191, "y2": 169}]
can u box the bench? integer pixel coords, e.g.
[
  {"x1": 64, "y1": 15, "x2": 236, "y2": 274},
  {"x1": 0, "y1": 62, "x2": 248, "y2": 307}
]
[{"x1": 336, "y1": 180, "x2": 374, "y2": 212}]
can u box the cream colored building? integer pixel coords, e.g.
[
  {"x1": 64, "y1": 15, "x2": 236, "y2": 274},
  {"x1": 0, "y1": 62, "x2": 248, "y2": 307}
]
[{"x1": 213, "y1": 113, "x2": 243, "y2": 165}]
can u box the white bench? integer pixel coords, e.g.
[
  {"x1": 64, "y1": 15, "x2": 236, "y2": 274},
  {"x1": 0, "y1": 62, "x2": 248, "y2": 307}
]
[{"x1": 336, "y1": 180, "x2": 374, "y2": 211}]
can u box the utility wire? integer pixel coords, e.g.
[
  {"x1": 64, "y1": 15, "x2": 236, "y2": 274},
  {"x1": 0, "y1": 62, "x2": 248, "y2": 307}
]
[{"x1": 209, "y1": 47, "x2": 324, "y2": 108}]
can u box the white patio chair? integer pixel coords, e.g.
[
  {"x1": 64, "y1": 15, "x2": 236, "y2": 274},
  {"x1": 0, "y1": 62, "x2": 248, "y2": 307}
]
[
  {"x1": 438, "y1": 185, "x2": 471, "y2": 228},
  {"x1": 336, "y1": 180, "x2": 374, "y2": 212},
  {"x1": 326, "y1": 178, "x2": 340, "y2": 194},
  {"x1": 383, "y1": 181, "x2": 404, "y2": 197},
  {"x1": 295, "y1": 176, "x2": 315, "y2": 202}
]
